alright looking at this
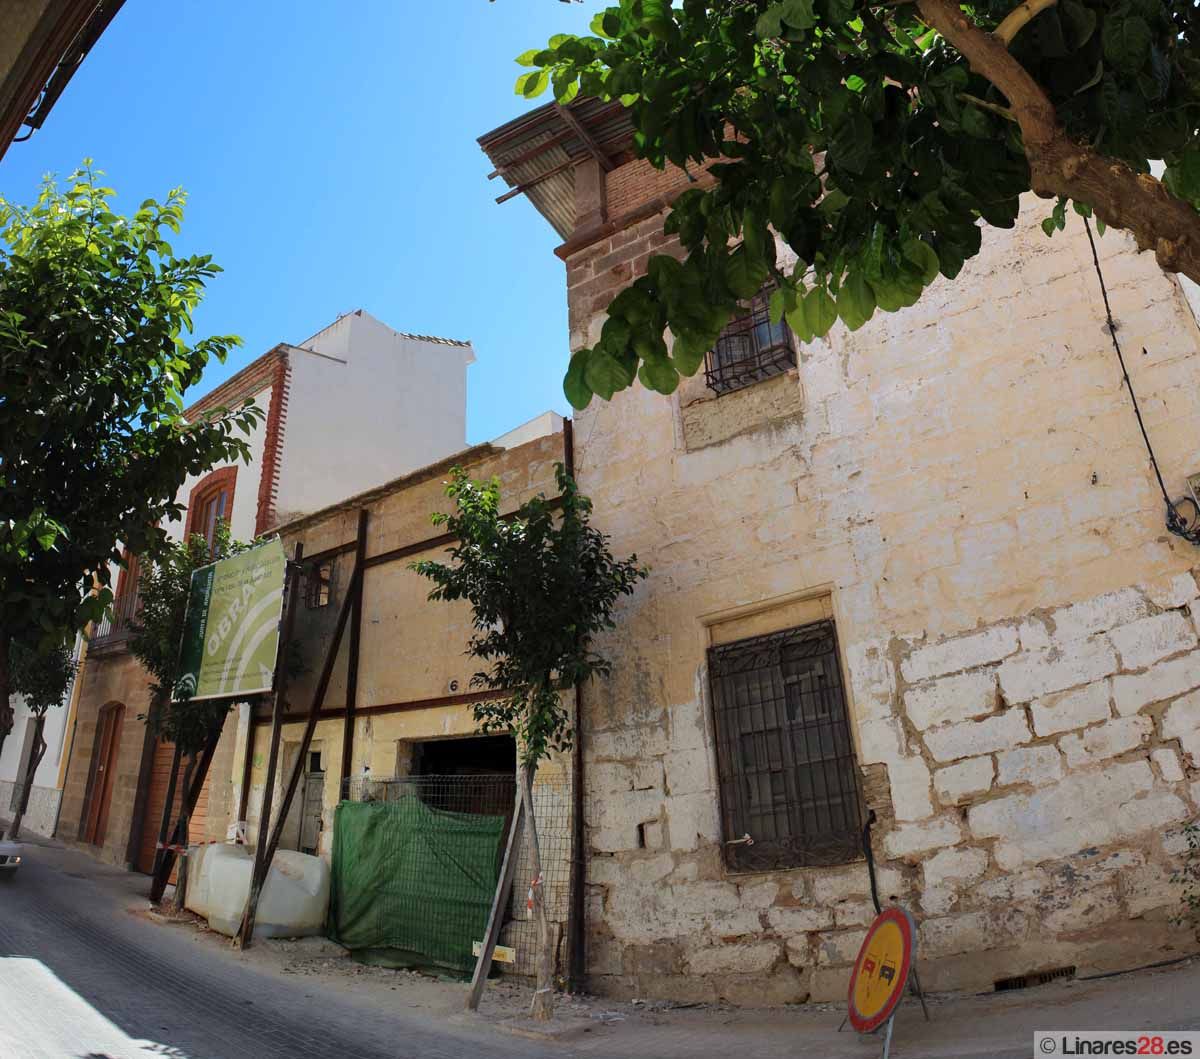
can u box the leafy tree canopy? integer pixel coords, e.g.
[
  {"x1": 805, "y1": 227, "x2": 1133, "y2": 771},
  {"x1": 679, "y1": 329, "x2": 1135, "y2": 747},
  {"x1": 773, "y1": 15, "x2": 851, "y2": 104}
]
[
  {"x1": 0, "y1": 163, "x2": 262, "y2": 740},
  {"x1": 128, "y1": 521, "x2": 256, "y2": 756},
  {"x1": 413, "y1": 464, "x2": 646, "y2": 767},
  {"x1": 8, "y1": 637, "x2": 76, "y2": 718},
  {"x1": 515, "y1": 0, "x2": 1200, "y2": 408}
]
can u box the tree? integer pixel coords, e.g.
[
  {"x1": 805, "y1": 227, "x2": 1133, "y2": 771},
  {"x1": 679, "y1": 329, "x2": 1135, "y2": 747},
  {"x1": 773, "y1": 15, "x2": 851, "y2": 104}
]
[
  {"x1": 514, "y1": 1, "x2": 1200, "y2": 409},
  {"x1": 413, "y1": 465, "x2": 645, "y2": 1020},
  {"x1": 128, "y1": 521, "x2": 254, "y2": 902},
  {"x1": 5, "y1": 637, "x2": 76, "y2": 840},
  {"x1": 0, "y1": 163, "x2": 263, "y2": 759}
]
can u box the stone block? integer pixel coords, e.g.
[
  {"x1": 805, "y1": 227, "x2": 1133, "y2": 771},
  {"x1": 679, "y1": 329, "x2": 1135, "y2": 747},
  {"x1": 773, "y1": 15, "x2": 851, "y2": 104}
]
[
  {"x1": 1162, "y1": 689, "x2": 1200, "y2": 741},
  {"x1": 921, "y1": 886, "x2": 958, "y2": 916},
  {"x1": 901, "y1": 626, "x2": 1019, "y2": 683},
  {"x1": 1123, "y1": 863, "x2": 1179, "y2": 917},
  {"x1": 1050, "y1": 588, "x2": 1149, "y2": 642},
  {"x1": 995, "y1": 744, "x2": 1063, "y2": 787},
  {"x1": 1030, "y1": 682, "x2": 1112, "y2": 737},
  {"x1": 1144, "y1": 571, "x2": 1198, "y2": 610},
  {"x1": 997, "y1": 637, "x2": 1119, "y2": 704},
  {"x1": 715, "y1": 965, "x2": 809, "y2": 1007},
  {"x1": 1112, "y1": 792, "x2": 1188, "y2": 835},
  {"x1": 922, "y1": 846, "x2": 988, "y2": 890},
  {"x1": 904, "y1": 670, "x2": 998, "y2": 731},
  {"x1": 686, "y1": 940, "x2": 782, "y2": 975},
  {"x1": 817, "y1": 929, "x2": 867, "y2": 965},
  {"x1": 1109, "y1": 611, "x2": 1197, "y2": 671},
  {"x1": 919, "y1": 912, "x2": 988, "y2": 958},
  {"x1": 1018, "y1": 618, "x2": 1053, "y2": 652},
  {"x1": 889, "y1": 756, "x2": 933, "y2": 821},
  {"x1": 924, "y1": 709, "x2": 1031, "y2": 763},
  {"x1": 767, "y1": 906, "x2": 835, "y2": 933},
  {"x1": 1040, "y1": 884, "x2": 1122, "y2": 935},
  {"x1": 1059, "y1": 716, "x2": 1152, "y2": 767},
  {"x1": 833, "y1": 899, "x2": 878, "y2": 928},
  {"x1": 663, "y1": 747, "x2": 713, "y2": 796},
  {"x1": 808, "y1": 863, "x2": 907, "y2": 904},
  {"x1": 629, "y1": 853, "x2": 675, "y2": 884},
  {"x1": 967, "y1": 761, "x2": 1157, "y2": 869},
  {"x1": 1111, "y1": 651, "x2": 1200, "y2": 715},
  {"x1": 934, "y1": 757, "x2": 995, "y2": 804},
  {"x1": 664, "y1": 792, "x2": 722, "y2": 851},
  {"x1": 1151, "y1": 747, "x2": 1185, "y2": 783},
  {"x1": 809, "y1": 965, "x2": 852, "y2": 1002},
  {"x1": 857, "y1": 718, "x2": 907, "y2": 765},
  {"x1": 883, "y1": 815, "x2": 963, "y2": 858}
]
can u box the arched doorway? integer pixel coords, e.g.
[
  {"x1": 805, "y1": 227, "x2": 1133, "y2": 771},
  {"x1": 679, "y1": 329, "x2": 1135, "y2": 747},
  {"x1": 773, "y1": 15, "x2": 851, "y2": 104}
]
[{"x1": 81, "y1": 701, "x2": 124, "y2": 846}]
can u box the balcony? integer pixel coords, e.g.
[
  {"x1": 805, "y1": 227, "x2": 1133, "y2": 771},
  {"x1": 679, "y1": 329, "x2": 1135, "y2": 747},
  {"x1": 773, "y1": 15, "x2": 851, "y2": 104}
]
[{"x1": 90, "y1": 586, "x2": 141, "y2": 653}]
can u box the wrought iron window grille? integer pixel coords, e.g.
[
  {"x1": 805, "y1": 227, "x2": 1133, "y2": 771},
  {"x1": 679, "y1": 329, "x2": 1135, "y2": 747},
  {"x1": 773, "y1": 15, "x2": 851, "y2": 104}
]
[
  {"x1": 708, "y1": 620, "x2": 864, "y2": 872},
  {"x1": 704, "y1": 286, "x2": 797, "y2": 396}
]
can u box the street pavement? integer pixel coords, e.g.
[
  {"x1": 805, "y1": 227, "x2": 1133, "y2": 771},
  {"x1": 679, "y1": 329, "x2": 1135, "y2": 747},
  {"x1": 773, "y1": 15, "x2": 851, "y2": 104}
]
[
  {"x1": 1, "y1": 835, "x2": 1198, "y2": 1059},
  {"x1": 0, "y1": 837, "x2": 553, "y2": 1059}
]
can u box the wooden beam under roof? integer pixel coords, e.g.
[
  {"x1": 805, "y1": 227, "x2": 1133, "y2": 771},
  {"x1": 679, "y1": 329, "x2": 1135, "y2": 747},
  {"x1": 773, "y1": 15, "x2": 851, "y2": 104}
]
[{"x1": 555, "y1": 102, "x2": 614, "y2": 172}]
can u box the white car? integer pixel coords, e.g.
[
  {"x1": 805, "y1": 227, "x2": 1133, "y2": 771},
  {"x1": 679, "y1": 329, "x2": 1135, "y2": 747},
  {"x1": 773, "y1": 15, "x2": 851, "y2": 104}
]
[{"x1": 0, "y1": 839, "x2": 21, "y2": 878}]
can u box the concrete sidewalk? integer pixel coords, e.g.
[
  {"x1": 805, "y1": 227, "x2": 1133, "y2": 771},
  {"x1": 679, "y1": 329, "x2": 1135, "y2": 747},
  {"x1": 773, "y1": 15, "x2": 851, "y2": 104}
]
[{"x1": 6, "y1": 833, "x2": 1199, "y2": 1059}]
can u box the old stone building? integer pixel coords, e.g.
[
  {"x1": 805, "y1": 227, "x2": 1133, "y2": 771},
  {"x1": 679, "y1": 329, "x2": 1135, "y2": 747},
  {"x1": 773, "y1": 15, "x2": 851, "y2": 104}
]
[
  {"x1": 480, "y1": 100, "x2": 1200, "y2": 1004},
  {"x1": 59, "y1": 311, "x2": 476, "y2": 871}
]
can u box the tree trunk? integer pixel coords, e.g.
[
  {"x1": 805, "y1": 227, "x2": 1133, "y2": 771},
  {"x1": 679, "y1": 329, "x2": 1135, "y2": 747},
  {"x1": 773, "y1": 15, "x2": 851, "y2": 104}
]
[
  {"x1": 152, "y1": 739, "x2": 183, "y2": 882},
  {"x1": 0, "y1": 629, "x2": 11, "y2": 766},
  {"x1": 916, "y1": 0, "x2": 1200, "y2": 284},
  {"x1": 6, "y1": 712, "x2": 46, "y2": 841},
  {"x1": 519, "y1": 761, "x2": 555, "y2": 1022},
  {"x1": 172, "y1": 752, "x2": 197, "y2": 913}
]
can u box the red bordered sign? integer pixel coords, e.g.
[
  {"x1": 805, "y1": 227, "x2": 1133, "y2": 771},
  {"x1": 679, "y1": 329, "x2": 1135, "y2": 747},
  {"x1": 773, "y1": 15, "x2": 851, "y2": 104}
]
[{"x1": 847, "y1": 906, "x2": 916, "y2": 1033}]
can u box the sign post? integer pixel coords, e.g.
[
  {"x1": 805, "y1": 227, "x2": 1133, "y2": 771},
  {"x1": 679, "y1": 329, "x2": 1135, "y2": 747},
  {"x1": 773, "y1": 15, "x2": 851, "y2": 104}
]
[
  {"x1": 846, "y1": 905, "x2": 926, "y2": 1059},
  {"x1": 175, "y1": 537, "x2": 288, "y2": 703}
]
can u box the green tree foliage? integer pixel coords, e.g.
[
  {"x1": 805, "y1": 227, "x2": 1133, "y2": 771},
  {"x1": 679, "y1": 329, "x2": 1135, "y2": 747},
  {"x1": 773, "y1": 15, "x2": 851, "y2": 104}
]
[
  {"x1": 128, "y1": 521, "x2": 255, "y2": 757},
  {"x1": 5, "y1": 637, "x2": 76, "y2": 839},
  {"x1": 0, "y1": 163, "x2": 262, "y2": 753},
  {"x1": 514, "y1": 1, "x2": 1200, "y2": 409},
  {"x1": 413, "y1": 464, "x2": 644, "y2": 1018}
]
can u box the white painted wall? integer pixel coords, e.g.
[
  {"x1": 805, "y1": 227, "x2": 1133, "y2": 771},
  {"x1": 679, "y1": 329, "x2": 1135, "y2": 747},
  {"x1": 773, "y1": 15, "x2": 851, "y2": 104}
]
[
  {"x1": 273, "y1": 310, "x2": 474, "y2": 524},
  {"x1": 493, "y1": 411, "x2": 563, "y2": 449}
]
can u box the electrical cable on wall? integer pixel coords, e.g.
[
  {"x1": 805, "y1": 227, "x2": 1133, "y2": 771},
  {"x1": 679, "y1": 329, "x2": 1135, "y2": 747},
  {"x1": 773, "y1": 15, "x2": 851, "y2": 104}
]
[{"x1": 1083, "y1": 215, "x2": 1200, "y2": 546}]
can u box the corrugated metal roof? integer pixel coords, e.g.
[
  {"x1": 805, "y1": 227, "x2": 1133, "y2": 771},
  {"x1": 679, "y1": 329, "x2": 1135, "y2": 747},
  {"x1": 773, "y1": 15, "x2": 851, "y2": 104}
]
[{"x1": 478, "y1": 98, "x2": 635, "y2": 239}]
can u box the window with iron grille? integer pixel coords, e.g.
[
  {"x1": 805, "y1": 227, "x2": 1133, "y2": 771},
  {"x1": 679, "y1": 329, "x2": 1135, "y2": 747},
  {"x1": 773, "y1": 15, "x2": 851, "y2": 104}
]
[
  {"x1": 704, "y1": 286, "x2": 797, "y2": 396},
  {"x1": 306, "y1": 559, "x2": 334, "y2": 609},
  {"x1": 708, "y1": 620, "x2": 864, "y2": 872}
]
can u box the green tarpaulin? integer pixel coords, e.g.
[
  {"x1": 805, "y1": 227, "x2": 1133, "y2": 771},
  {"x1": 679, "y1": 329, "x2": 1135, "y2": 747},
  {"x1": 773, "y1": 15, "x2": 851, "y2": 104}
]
[{"x1": 329, "y1": 797, "x2": 505, "y2": 976}]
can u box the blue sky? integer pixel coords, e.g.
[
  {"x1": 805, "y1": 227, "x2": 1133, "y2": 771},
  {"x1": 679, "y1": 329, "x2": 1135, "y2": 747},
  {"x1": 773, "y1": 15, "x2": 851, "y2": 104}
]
[{"x1": 0, "y1": 1, "x2": 597, "y2": 444}]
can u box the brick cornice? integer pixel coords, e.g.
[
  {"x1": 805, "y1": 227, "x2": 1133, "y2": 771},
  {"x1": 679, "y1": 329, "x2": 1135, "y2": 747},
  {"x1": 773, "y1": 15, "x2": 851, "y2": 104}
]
[
  {"x1": 254, "y1": 352, "x2": 291, "y2": 536},
  {"x1": 184, "y1": 347, "x2": 284, "y2": 422}
]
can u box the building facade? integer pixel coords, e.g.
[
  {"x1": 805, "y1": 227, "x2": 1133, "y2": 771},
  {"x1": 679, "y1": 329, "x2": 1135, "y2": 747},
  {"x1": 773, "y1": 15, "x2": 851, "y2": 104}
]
[
  {"x1": 57, "y1": 311, "x2": 475, "y2": 871},
  {"x1": 480, "y1": 101, "x2": 1200, "y2": 1004}
]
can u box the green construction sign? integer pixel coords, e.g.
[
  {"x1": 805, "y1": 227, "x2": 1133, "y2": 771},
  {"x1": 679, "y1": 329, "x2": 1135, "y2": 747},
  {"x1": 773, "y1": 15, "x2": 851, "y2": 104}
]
[{"x1": 174, "y1": 537, "x2": 287, "y2": 702}]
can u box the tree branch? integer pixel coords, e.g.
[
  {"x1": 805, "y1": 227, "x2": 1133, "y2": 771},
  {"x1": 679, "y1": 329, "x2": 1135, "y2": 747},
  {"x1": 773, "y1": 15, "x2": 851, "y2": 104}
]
[
  {"x1": 994, "y1": 0, "x2": 1057, "y2": 47},
  {"x1": 918, "y1": 0, "x2": 1200, "y2": 285},
  {"x1": 958, "y1": 92, "x2": 1017, "y2": 122}
]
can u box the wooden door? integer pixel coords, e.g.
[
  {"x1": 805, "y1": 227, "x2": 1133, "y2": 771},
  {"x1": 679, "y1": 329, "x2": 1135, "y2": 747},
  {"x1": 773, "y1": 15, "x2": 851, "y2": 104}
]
[
  {"x1": 83, "y1": 703, "x2": 124, "y2": 846},
  {"x1": 136, "y1": 738, "x2": 212, "y2": 876}
]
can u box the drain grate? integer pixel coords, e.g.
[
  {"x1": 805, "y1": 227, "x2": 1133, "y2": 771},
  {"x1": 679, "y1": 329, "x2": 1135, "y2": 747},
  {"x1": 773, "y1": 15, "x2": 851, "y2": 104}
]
[{"x1": 994, "y1": 966, "x2": 1076, "y2": 992}]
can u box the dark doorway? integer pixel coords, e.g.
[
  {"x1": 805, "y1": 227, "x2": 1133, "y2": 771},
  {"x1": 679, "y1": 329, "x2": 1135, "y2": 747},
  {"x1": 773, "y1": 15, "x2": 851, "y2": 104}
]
[
  {"x1": 411, "y1": 734, "x2": 515, "y2": 778},
  {"x1": 81, "y1": 702, "x2": 124, "y2": 846}
]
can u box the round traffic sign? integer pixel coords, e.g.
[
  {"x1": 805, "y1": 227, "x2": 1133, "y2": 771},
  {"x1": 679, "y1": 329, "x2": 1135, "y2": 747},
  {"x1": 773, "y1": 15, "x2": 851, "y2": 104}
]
[{"x1": 847, "y1": 906, "x2": 916, "y2": 1033}]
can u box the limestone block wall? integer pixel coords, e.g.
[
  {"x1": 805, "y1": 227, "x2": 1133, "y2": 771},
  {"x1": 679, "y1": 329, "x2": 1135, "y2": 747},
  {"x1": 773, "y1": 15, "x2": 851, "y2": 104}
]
[{"x1": 565, "y1": 177, "x2": 1200, "y2": 1005}]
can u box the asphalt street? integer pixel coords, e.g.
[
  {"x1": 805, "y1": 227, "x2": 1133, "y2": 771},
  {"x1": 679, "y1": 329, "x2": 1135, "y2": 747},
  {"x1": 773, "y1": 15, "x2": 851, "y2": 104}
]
[{"x1": 0, "y1": 841, "x2": 553, "y2": 1059}]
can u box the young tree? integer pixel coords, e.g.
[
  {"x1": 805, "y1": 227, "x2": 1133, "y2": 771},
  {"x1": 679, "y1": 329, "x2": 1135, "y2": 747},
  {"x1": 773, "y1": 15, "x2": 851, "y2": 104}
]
[
  {"x1": 0, "y1": 163, "x2": 262, "y2": 758},
  {"x1": 128, "y1": 521, "x2": 254, "y2": 903},
  {"x1": 5, "y1": 637, "x2": 76, "y2": 840},
  {"x1": 514, "y1": 1, "x2": 1200, "y2": 409},
  {"x1": 413, "y1": 465, "x2": 645, "y2": 1021}
]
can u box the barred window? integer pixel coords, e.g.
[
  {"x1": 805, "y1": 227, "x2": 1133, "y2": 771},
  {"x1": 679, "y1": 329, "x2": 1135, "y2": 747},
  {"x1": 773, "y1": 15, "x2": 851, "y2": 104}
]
[
  {"x1": 704, "y1": 286, "x2": 796, "y2": 396},
  {"x1": 306, "y1": 560, "x2": 334, "y2": 609},
  {"x1": 708, "y1": 620, "x2": 863, "y2": 872}
]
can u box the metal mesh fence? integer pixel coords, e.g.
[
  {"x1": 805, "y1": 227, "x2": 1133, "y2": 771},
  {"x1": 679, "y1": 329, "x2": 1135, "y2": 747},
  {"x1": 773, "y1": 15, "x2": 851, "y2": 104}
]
[{"x1": 340, "y1": 771, "x2": 573, "y2": 981}]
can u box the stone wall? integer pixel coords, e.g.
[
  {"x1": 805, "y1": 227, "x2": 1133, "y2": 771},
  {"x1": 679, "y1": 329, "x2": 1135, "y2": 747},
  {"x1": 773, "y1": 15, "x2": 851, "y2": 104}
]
[
  {"x1": 566, "y1": 170, "x2": 1200, "y2": 1004},
  {"x1": 0, "y1": 780, "x2": 60, "y2": 837}
]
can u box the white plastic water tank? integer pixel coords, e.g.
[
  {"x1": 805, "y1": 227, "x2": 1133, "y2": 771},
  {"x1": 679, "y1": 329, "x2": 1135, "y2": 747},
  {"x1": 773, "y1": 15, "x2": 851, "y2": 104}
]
[{"x1": 189, "y1": 843, "x2": 330, "y2": 939}]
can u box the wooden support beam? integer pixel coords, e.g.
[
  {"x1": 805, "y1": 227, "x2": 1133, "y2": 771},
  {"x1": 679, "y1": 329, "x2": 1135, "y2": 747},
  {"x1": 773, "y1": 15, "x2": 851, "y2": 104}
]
[
  {"x1": 232, "y1": 544, "x2": 303, "y2": 942},
  {"x1": 148, "y1": 724, "x2": 222, "y2": 904},
  {"x1": 555, "y1": 103, "x2": 614, "y2": 171},
  {"x1": 236, "y1": 701, "x2": 256, "y2": 827},
  {"x1": 236, "y1": 542, "x2": 362, "y2": 949},
  {"x1": 340, "y1": 510, "x2": 369, "y2": 793},
  {"x1": 466, "y1": 791, "x2": 525, "y2": 1012},
  {"x1": 152, "y1": 741, "x2": 184, "y2": 879}
]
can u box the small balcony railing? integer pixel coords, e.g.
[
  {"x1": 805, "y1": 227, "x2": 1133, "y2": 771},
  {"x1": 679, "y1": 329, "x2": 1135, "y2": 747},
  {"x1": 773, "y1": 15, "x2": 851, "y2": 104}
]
[{"x1": 91, "y1": 586, "x2": 141, "y2": 650}]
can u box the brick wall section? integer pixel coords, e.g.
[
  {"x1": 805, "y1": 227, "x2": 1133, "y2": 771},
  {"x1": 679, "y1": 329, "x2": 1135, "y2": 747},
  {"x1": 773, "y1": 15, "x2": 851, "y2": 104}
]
[
  {"x1": 255, "y1": 352, "x2": 291, "y2": 535},
  {"x1": 604, "y1": 156, "x2": 693, "y2": 221},
  {"x1": 564, "y1": 192, "x2": 1200, "y2": 1006}
]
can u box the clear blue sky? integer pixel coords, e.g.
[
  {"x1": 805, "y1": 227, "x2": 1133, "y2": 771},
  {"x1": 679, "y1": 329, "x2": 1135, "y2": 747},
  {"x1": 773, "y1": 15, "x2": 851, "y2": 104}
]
[{"x1": 0, "y1": 1, "x2": 597, "y2": 444}]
